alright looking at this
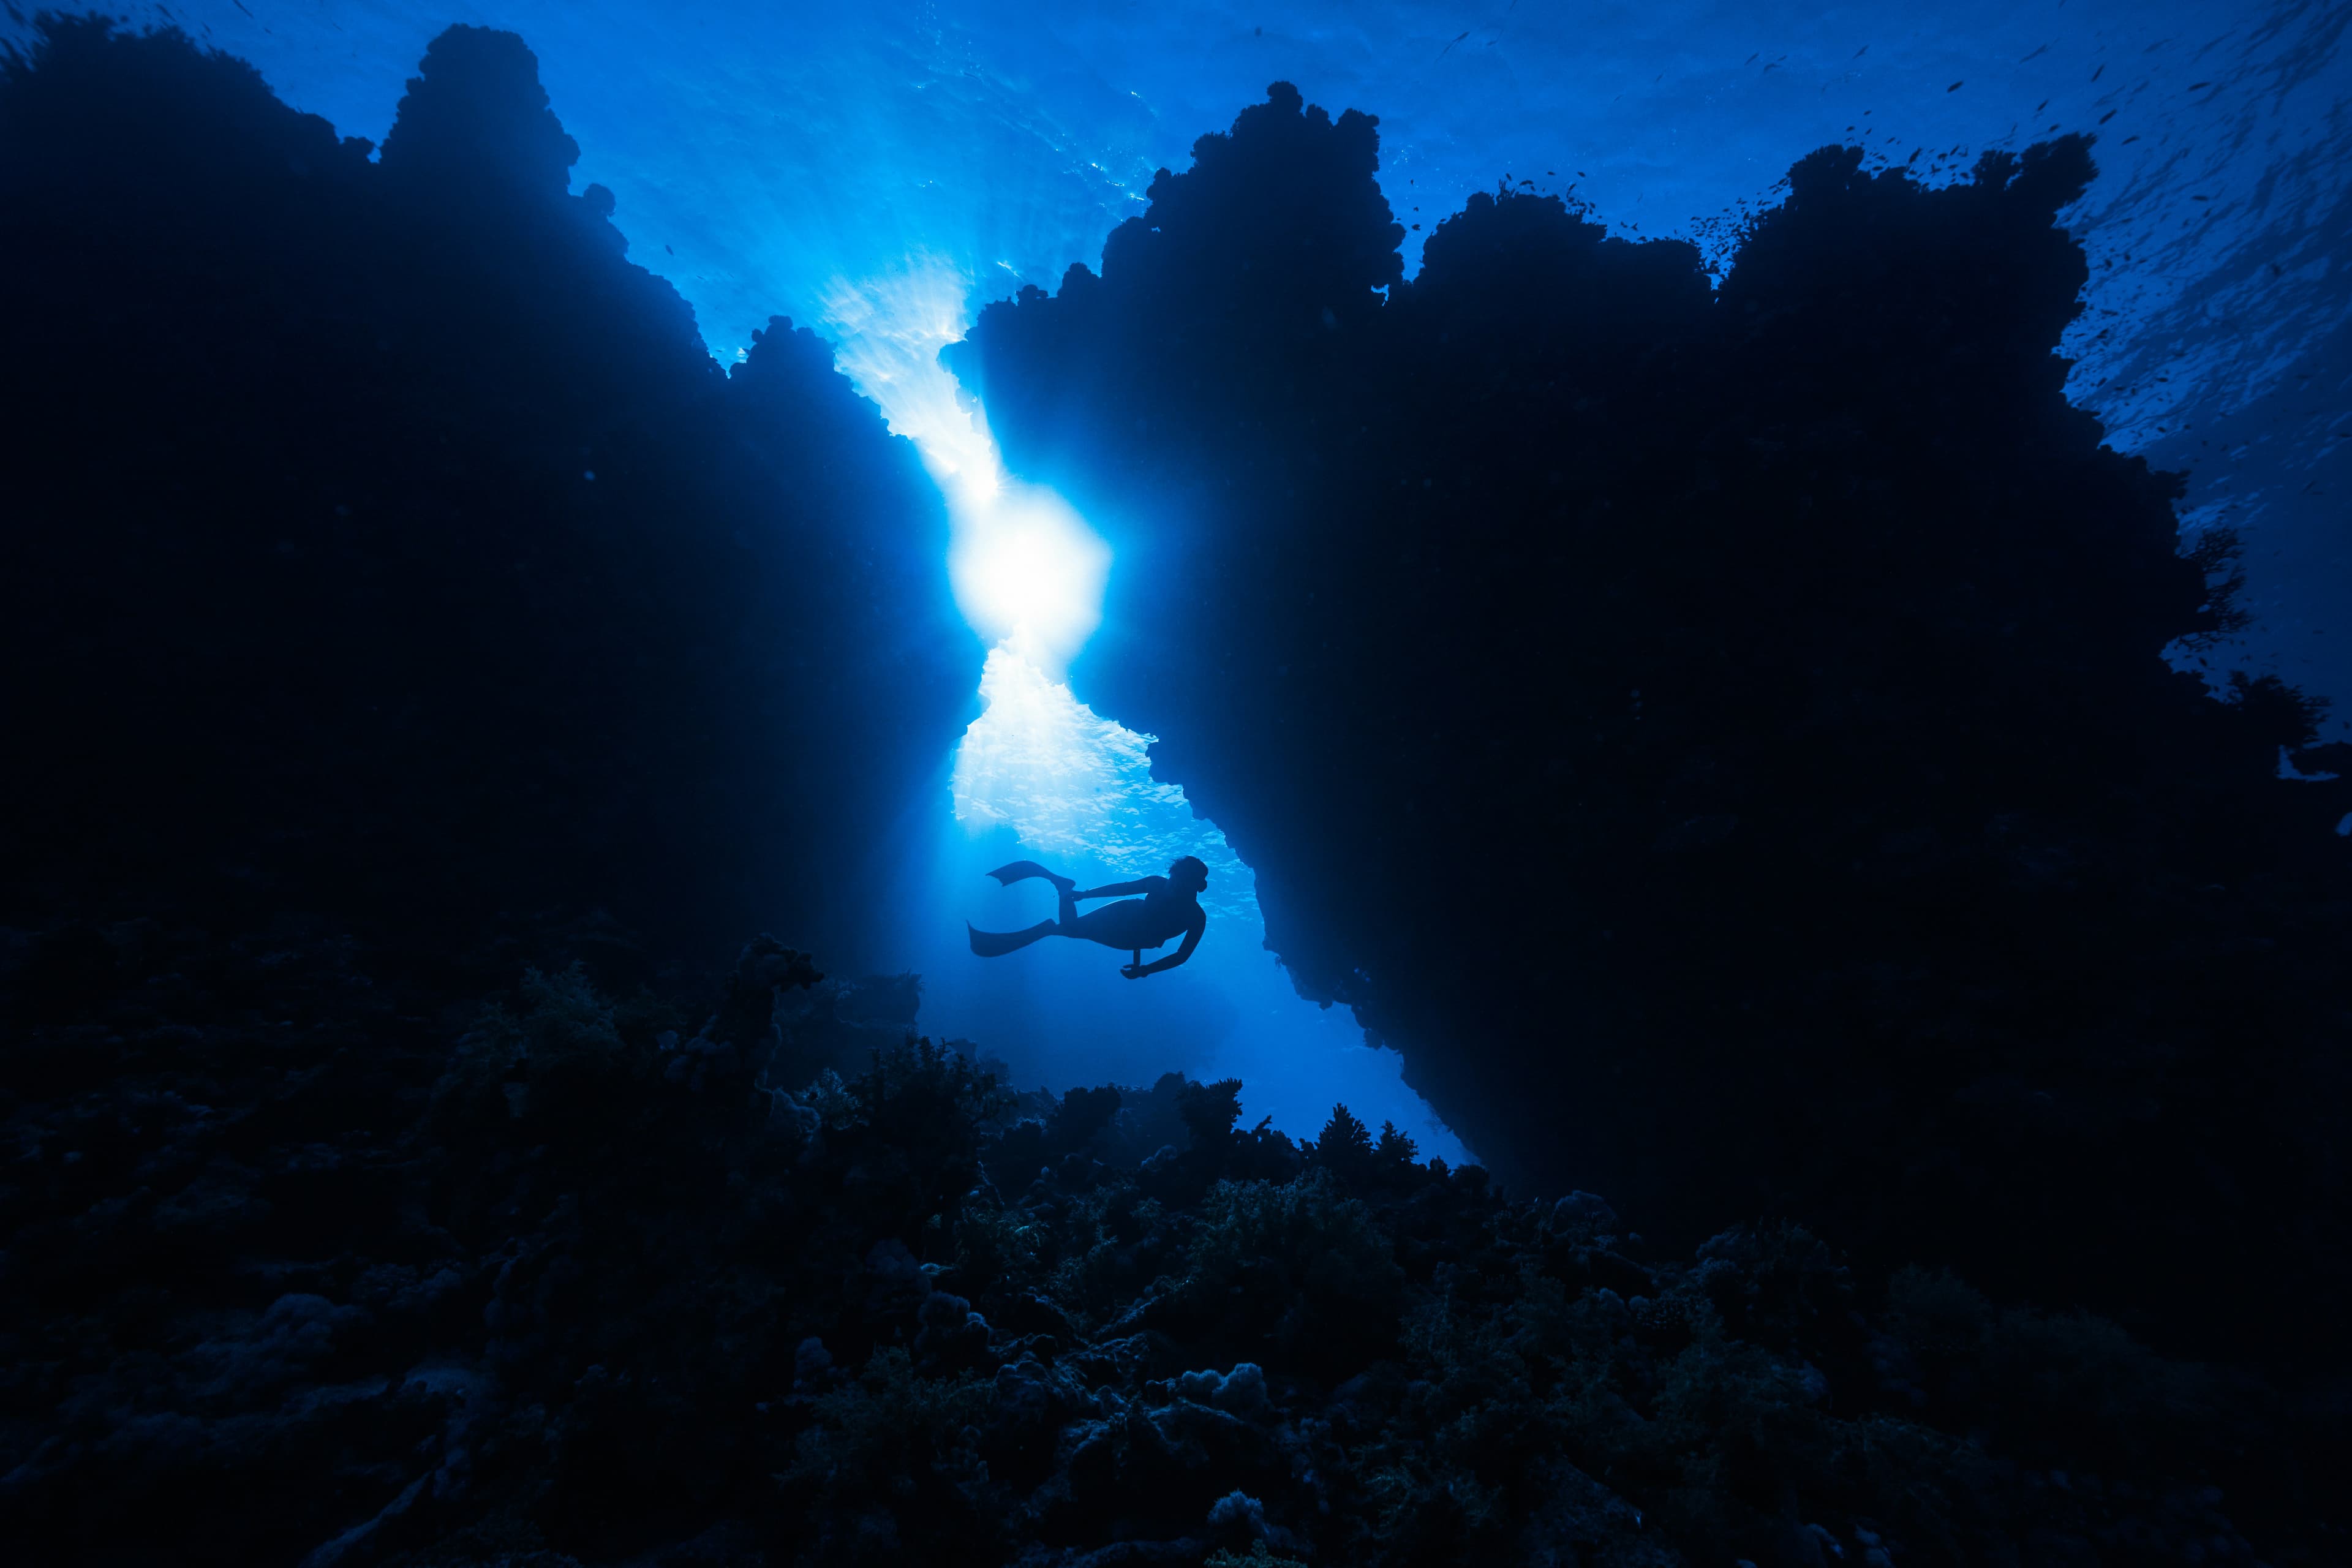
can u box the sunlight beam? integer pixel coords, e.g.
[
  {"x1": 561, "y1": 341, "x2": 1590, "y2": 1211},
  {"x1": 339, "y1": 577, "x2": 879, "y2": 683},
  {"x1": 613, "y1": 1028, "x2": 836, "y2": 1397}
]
[{"x1": 823, "y1": 256, "x2": 1108, "y2": 668}]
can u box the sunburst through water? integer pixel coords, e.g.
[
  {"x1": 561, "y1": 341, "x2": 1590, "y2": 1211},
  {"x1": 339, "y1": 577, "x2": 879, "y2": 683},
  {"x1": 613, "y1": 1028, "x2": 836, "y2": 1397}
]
[{"x1": 824, "y1": 258, "x2": 1469, "y2": 1160}]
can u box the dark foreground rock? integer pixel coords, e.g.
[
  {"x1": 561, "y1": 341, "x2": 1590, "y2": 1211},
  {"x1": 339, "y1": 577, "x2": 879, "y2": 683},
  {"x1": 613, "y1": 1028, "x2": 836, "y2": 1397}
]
[
  {"x1": 0, "y1": 17, "x2": 962, "y2": 966},
  {"x1": 2, "y1": 919, "x2": 2339, "y2": 1567},
  {"x1": 956, "y1": 84, "x2": 2352, "y2": 1363}
]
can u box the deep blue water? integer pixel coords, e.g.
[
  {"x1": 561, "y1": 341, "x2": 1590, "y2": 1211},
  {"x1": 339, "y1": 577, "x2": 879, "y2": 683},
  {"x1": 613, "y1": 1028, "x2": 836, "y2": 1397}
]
[{"x1": 37, "y1": 0, "x2": 2346, "y2": 1149}]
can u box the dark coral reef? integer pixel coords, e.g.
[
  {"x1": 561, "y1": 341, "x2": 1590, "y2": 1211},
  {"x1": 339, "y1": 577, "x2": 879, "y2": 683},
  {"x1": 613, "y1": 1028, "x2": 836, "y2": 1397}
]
[
  {"x1": 6, "y1": 18, "x2": 2350, "y2": 1565},
  {"x1": 0, "y1": 17, "x2": 962, "y2": 965},
  {"x1": 955, "y1": 85, "x2": 2352, "y2": 1360},
  {"x1": 1, "y1": 920, "x2": 2335, "y2": 1567}
]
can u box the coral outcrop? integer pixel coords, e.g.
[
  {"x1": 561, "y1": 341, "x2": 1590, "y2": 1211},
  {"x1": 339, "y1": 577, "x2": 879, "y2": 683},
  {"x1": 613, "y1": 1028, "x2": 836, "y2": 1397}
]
[
  {"x1": 956, "y1": 85, "x2": 2352, "y2": 1359},
  {"x1": 1, "y1": 922, "x2": 2333, "y2": 1565},
  {"x1": 5, "y1": 24, "x2": 2347, "y2": 1566},
  {"x1": 0, "y1": 18, "x2": 962, "y2": 963}
]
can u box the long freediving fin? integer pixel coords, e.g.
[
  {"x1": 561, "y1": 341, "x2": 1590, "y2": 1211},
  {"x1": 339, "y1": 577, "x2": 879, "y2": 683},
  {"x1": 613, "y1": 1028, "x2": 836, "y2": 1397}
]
[
  {"x1": 968, "y1": 919, "x2": 1058, "y2": 958},
  {"x1": 986, "y1": 860, "x2": 1063, "y2": 887}
]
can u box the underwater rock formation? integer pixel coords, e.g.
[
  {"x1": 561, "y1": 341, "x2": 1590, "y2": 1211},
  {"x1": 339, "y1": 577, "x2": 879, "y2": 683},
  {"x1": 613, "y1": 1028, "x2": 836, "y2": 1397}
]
[
  {"x1": 956, "y1": 84, "x2": 2352, "y2": 1360},
  {"x1": 0, "y1": 921, "x2": 2332, "y2": 1566},
  {"x1": 3, "y1": 24, "x2": 2347, "y2": 1562},
  {"x1": 0, "y1": 18, "x2": 962, "y2": 965}
]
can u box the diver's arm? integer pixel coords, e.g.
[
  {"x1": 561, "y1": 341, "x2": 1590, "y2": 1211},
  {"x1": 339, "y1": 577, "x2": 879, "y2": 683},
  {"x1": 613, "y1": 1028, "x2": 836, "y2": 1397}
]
[
  {"x1": 1124, "y1": 913, "x2": 1205, "y2": 979},
  {"x1": 1076, "y1": 877, "x2": 1158, "y2": 901}
]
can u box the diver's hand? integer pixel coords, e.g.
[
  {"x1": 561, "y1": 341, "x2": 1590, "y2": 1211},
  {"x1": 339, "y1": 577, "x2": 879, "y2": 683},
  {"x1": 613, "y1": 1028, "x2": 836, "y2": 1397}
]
[{"x1": 1120, "y1": 963, "x2": 1150, "y2": 980}]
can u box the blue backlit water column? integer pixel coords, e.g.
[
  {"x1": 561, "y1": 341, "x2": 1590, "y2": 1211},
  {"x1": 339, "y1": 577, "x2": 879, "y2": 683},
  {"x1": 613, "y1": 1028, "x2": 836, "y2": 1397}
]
[{"x1": 826, "y1": 259, "x2": 1468, "y2": 1161}]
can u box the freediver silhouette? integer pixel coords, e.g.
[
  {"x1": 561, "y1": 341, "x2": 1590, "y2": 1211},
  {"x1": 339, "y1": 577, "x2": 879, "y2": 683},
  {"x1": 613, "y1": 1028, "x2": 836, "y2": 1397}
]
[{"x1": 968, "y1": 856, "x2": 1209, "y2": 979}]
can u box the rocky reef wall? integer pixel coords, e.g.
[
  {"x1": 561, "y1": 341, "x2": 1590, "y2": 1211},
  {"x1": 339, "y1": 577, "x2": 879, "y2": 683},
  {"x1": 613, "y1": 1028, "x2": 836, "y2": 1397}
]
[
  {"x1": 0, "y1": 18, "x2": 965, "y2": 967},
  {"x1": 956, "y1": 83, "x2": 2352, "y2": 1362},
  {"x1": 1, "y1": 918, "x2": 2331, "y2": 1566}
]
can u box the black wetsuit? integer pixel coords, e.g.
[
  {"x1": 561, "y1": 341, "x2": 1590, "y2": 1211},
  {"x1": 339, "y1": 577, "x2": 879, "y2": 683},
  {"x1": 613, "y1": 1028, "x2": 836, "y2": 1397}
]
[{"x1": 968, "y1": 861, "x2": 1207, "y2": 975}]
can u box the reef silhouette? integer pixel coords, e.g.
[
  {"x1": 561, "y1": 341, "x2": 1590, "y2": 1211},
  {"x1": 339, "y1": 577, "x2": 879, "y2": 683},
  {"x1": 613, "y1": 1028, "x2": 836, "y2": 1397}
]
[
  {"x1": 1, "y1": 919, "x2": 2330, "y2": 1565},
  {"x1": 0, "y1": 17, "x2": 962, "y2": 967},
  {"x1": 3, "y1": 20, "x2": 2348, "y2": 1567},
  {"x1": 957, "y1": 82, "x2": 2352, "y2": 1365}
]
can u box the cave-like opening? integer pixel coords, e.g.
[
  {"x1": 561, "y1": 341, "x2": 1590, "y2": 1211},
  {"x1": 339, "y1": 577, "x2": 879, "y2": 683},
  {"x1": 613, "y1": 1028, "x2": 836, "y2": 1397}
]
[{"x1": 827, "y1": 259, "x2": 1467, "y2": 1160}]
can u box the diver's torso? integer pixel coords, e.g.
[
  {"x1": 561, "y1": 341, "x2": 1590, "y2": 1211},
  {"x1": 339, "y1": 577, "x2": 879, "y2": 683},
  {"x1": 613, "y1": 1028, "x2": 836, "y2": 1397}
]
[
  {"x1": 1135, "y1": 885, "x2": 1197, "y2": 941},
  {"x1": 1090, "y1": 880, "x2": 1197, "y2": 947}
]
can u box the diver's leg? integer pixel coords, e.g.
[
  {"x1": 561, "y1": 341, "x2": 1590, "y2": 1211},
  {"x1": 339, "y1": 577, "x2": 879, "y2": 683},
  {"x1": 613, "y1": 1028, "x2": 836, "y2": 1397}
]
[
  {"x1": 984, "y1": 859, "x2": 1079, "y2": 928},
  {"x1": 969, "y1": 919, "x2": 1060, "y2": 958},
  {"x1": 986, "y1": 860, "x2": 1076, "y2": 891},
  {"x1": 1066, "y1": 902, "x2": 1161, "y2": 954}
]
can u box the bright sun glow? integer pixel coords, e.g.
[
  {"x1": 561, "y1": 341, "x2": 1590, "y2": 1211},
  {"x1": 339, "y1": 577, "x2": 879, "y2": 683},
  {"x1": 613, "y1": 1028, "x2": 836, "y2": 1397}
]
[
  {"x1": 823, "y1": 256, "x2": 1109, "y2": 667},
  {"x1": 947, "y1": 483, "x2": 1109, "y2": 666},
  {"x1": 822, "y1": 257, "x2": 1468, "y2": 1164},
  {"x1": 823, "y1": 258, "x2": 1231, "y2": 899}
]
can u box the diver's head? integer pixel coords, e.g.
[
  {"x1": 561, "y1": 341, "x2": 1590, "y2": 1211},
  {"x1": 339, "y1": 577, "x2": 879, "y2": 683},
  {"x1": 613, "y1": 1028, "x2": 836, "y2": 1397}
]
[{"x1": 1169, "y1": 855, "x2": 1209, "y2": 894}]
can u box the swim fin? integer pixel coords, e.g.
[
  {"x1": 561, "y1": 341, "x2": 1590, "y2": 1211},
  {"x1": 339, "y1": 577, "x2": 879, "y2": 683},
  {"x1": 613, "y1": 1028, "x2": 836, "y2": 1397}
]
[
  {"x1": 987, "y1": 859, "x2": 1069, "y2": 888},
  {"x1": 969, "y1": 919, "x2": 1057, "y2": 958}
]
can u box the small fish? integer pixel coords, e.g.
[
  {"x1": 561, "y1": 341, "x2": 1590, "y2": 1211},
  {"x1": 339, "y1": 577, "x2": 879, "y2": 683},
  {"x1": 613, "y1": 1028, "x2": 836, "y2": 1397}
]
[
  {"x1": 2092, "y1": 63, "x2": 2105, "y2": 81},
  {"x1": 2188, "y1": 80, "x2": 2211, "y2": 89},
  {"x1": 2098, "y1": 109, "x2": 2117, "y2": 123},
  {"x1": 1947, "y1": 80, "x2": 1964, "y2": 92},
  {"x1": 2021, "y1": 43, "x2": 2048, "y2": 62},
  {"x1": 1854, "y1": 44, "x2": 1869, "y2": 58},
  {"x1": 1436, "y1": 30, "x2": 1469, "y2": 59}
]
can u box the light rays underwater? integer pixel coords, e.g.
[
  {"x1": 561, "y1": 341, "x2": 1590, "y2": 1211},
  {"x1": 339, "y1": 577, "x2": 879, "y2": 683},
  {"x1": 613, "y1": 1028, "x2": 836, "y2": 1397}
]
[
  {"x1": 39, "y1": 0, "x2": 2345, "y2": 1162},
  {"x1": 826, "y1": 257, "x2": 1469, "y2": 1161},
  {"x1": 65, "y1": 0, "x2": 2347, "y2": 725}
]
